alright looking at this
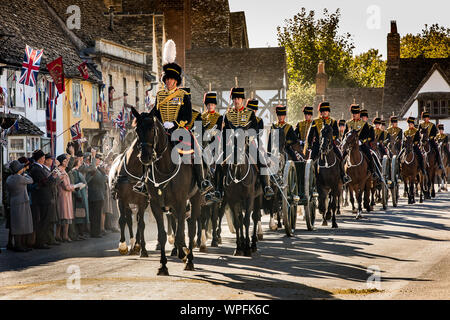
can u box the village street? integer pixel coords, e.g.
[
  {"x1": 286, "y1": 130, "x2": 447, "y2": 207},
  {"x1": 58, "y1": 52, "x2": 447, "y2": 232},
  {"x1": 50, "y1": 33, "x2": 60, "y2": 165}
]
[{"x1": 0, "y1": 188, "x2": 449, "y2": 300}]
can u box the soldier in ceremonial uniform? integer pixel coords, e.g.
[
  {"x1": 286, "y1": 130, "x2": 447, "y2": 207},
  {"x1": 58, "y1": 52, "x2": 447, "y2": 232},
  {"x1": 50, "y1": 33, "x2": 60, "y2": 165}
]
[
  {"x1": 419, "y1": 111, "x2": 443, "y2": 170},
  {"x1": 295, "y1": 106, "x2": 314, "y2": 150},
  {"x1": 437, "y1": 124, "x2": 449, "y2": 161},
  {"x1": 387, "y1": 116, "x2": 403, "y2": 154},
  {"x1": 246, "y1": 99, "x2": 263, "y2": 131},
  {"x1": 269, "y1": 105, "x2": 298, "y2": 161},
  {"x1": 220, "y1": 87, "x2": 274, "y2": 199},
  {"x1": 338, "y1": 119, "x2": 346, "y2": 141},
  {"x1": 373, "y1": 117, "x2": 389, "y2": 157},
  {"x1": 344, "y1": 104, "x2": 382, "y2": 181},
  {"x1": 401, "y1": 117, "x2": 425, "y2": 174},
  {"x1": 306, "y1": 101, "x2": 350, "y2": 184}
]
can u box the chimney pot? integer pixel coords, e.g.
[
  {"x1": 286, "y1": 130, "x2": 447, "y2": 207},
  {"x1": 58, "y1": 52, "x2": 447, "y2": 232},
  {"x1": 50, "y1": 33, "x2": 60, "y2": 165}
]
[{"x1": 390, "y1": 20, "x2": 398, "y2": 34}]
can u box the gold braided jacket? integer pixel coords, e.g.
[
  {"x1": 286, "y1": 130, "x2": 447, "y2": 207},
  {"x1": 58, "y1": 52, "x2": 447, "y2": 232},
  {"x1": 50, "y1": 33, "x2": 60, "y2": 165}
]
[
  {"x1": 225, "y1": 108, "x2": 253, "y2": 128},
  {"x1": 374, "y1": 128, "x2": 387, "y2": 141},
  {"x1": 156, "y1": 88, "x2": 189, "y2": 124},
  {"x1": 201, "y1": 111, "x2": 221, "y2": 130},
  {"x1": 437, "y1": 133, "x2": 447, "y2": 142},
  {"x1": 272, "y1": 122, "x2": 295, "y2": 144},
  {"x1": 296, "y1": 120, "x2": 312, "y2": 141},
  {"x1": 387, "y1": 126, "x2": 401, "y2": 138},
  {"x1": 404, "y1": 127, "x2": 418, "y2": 138},
  {"x1": 346, "y1": 119, "x2": 365, "y2": 132},
  {"x1": 186, "y1": 110, "x2": 201, "y2": 130},
  {"x1": 419, "y1": 121, "x2": 434, "y2": 137}
]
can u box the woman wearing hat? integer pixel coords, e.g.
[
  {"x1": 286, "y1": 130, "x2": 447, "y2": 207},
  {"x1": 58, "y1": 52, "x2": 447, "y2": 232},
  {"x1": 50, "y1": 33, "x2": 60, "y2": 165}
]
[
  {"x1": 6, "y1": 160, "x2": 34, "y2": 252},
  {"x1": 55, "y1": 154, "x2": 77, "y2": 242}
]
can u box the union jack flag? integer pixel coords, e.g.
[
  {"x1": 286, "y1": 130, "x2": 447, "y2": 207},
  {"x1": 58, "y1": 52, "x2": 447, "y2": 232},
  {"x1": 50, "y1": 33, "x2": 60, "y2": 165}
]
[
  {"x1": 19, "y1": 45, "x2": 44, "y2": 87},
  {"x1": 46, "y1": 82, "x2": 57, "y2": 155},
  {"x1": 70, "y1": 121, "x2": 82, "y2": 140},
  {"x1": 113, "y1": 110, "x2": 126, "y2": 141}
]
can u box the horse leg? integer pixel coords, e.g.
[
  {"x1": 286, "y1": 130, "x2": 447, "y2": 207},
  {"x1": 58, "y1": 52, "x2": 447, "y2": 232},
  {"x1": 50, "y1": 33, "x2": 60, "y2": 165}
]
[
  {"x1": 195, "y1": 210, "x2": 203, "y2": 249},
  {"x1": 185, "y1": 193, "x2": 201, "y2": 271},
  {"x1": 336, "y1": 191, "x2": 341, "y2": 216},
  {"x1": 269, "y1": 209, "x2": 277, "y2": 230},
  {"x1": 232, "y1": 204, "x2": 243, "y2": 256},
  {"x1": 431, "y1": 171, "x2": 436, "y2": 198},
  {"x1": 125, "y1": 206, "x2": 137, "y2": 255},
  {"x1": 331, "y1": 192, "x2": 339, "y2": 229},
  {"x1": 243, "y1": 199, "x2": 253, "y2": 257},
  {"x1": 251, "y1": 208, "x2": 259, "y2": 252},
  {"x1": 199, "y1": 208, "x2": 208, "y2": 253},
  {"x1": 152, "y1": 205, "x2": 168, "y2": 276},
  {"x1": 211, "y1": 204, "x2": 219, "y2": 247},
  {"x1": 137, "y1": 205, "x2": 148, "y2": 258},
  {"x1": 118, "y1": 199, "x2": 129, "y2": 255},
  {"x1": 349, "y1": 186, "x2": 356, "y2": 214},
  {"x1": 325, "y1": 193, "x2": 332, "y2": 221},
  {"x1": 174, "y1": 204, "x2": 188, "y2": 262},
  {"x1": 319, "y1": 191, "x2": 327, "y2": 226}
]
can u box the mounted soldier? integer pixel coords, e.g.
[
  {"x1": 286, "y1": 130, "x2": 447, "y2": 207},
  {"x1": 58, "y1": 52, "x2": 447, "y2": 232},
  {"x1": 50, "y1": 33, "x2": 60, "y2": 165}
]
[
  {"x1": 306, "y1": 101, "x2": 350, "y2": 185},
  {"x1": 419, "y1": 111, "x2": 444, "y2": 170},
  {"x1": 400, "y1": 116, "x2": 425, "y2": 175},
  {"x1": 344, "y1": 104, "x2": 383, "y2": 182},
  {"x1": 246, "y1": 98, "x2": 263, "y2": 131},
  {"x1": 373, "y1": 117, "x2": 389, "y2": 157},
  {"x1": 387, "y1": 116, "x2": 403, "y2": 155},
  {"x1": 295, "y1": 106, "x2": 314, "y2": 151},
  {"x1": 219, "y1": 87, "x2": 274, "y2": 199},
  {"x1": 269, "y1": 105, "x2": 298, "y2": 161},
  {"x1": 133, "y1": 40, "x2": 213, "y2": 196},
  {"x1": 437, "y1": 123, "x2": 450, "y2": 161}
]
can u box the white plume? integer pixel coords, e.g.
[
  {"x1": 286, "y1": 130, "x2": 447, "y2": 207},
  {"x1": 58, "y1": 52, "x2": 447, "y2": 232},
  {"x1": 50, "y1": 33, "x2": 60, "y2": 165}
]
[{"x1": 163, "y1": 40, "x2": 176, "y2": 65}]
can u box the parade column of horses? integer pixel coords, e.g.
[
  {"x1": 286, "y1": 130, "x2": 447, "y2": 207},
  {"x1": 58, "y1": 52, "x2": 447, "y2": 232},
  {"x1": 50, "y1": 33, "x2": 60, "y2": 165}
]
[{"x1": 108, "y1": 40, "x2": 449, "y2": 275}]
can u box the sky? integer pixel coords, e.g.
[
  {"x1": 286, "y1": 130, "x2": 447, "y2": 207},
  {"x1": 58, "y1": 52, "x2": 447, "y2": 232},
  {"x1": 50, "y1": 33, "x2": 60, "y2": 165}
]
[{"x1": 228, "y1": 0, "x2": 450, "y2": 58}]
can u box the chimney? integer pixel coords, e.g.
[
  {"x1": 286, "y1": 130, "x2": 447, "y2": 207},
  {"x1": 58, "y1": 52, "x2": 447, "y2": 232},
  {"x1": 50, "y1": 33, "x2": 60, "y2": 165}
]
[
  {"x1": 387, "y1": 20, "x2": 400, "y2": 67},
  {"x1": 109, "y1": 7, "x2": 114, "y2": 31},
  {"x1": 316, "y1": 60, "x2": 328, "y2": 96}
]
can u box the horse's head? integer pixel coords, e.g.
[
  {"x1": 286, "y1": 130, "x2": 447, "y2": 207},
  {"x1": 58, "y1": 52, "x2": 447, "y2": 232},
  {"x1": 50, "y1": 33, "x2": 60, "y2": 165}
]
[
  {"x1": 404, "y1": 135, "x2": 414, "y2": 152},
  {"x1": 131, "y1": 107, "x2": 161, "y2": 166},
  {"x1": 319, "y1": 123, "x2": 333, "y2": 155},
  {"x1": 419, "y1": 126, "x2": 429, "y2": 145},
  {"x1": 342, "y1": 129, "x2": 358, "y2": 152}
]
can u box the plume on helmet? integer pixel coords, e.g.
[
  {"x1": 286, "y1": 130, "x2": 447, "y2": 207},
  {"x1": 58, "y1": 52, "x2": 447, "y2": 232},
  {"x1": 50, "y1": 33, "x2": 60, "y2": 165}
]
[{"x1": 163, "y1": 40, "x2": 176, "y2": 65}]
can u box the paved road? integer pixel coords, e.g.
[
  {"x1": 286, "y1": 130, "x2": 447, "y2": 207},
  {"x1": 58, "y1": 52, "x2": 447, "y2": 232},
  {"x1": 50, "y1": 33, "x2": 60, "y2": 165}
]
[{"x1": 0, "y1": 188, "x2": 449, "y2": 300}]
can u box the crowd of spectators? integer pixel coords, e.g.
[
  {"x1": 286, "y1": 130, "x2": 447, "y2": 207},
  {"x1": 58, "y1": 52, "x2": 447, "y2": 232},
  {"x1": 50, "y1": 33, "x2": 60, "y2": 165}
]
[{"x1": 2, "y1": 143, "x2": 119, "y2": 252}]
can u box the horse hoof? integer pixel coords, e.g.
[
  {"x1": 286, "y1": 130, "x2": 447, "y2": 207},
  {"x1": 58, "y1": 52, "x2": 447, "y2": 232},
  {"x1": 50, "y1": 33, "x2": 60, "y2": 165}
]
[
  {"x1": 218, "y1": 237, "x2": 222, "y2": 245},
  {"x1": 251, "y1": 246, "x2": 257, "y2": 253},
  {"x1": 184, "y1": 262, "x2": 195, "y2": 271},
  {"x1": 322, "y1": 220, "x2": 328, "y2": 226},
  {"x1": 336, "y1": 210, "x2": 341, "y2": 216},
  {"x1": 332, "y1": 223, "x2": 338, "y2": 229},
  {"x1": 170, "y1": 248, "x2": 178, "y2": 257},
  {"x1": 352, "y1": 209, "x2": 357, "y2": 214},
  {"x1": 234, "y1": 250, "x2": 243, "y2": 256},
  {"x1": 211, "y1": 240, "x2": 219, "y2": 247},
  {"x1": 157, "y1": 266, "x2": 169, "y2": 276},
  {"x1": 325, "y1": 212, "x2": 332, "y2": 220},
  {"x1": 257, "y1": 233, "x2": 263, "y2": 241},
  {"x1": 118, "y1": 242, "x2": 128, "y2": 255},
  {"x1": 199, "y1": 245, "x2": 207, "y2": 253},
  {"x1": 140, "y1": 250, "x2": 148, "y2": 258}
]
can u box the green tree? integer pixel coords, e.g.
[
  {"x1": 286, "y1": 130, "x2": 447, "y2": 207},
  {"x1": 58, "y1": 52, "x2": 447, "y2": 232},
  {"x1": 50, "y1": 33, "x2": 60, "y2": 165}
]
[
  {"x1": 401, "y1": 24, "x2": 450, "y2": 58},
  {"x1": 286, "y1": 81, "x2": 316, "y2": 123},
  {"x1": 277, "y1": 8, "x2": 356, "y2": 87},
  {"x1": 349, "y1": 49, "x2": 386, "y2": 88}
]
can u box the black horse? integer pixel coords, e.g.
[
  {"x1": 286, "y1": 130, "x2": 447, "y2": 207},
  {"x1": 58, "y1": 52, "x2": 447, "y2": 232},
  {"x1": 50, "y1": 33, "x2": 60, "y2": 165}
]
[
  {"x1": 131, "y1": 107, "x2": 202, "y2": 275},
  {"x1": 108, "y1": 139, "x2": 149, "y2": 257}
]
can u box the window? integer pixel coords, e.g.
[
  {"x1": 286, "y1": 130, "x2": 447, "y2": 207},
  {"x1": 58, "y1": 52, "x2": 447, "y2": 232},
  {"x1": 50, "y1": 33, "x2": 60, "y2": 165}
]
[
  {"x1": 433, "y1": 100, "x2": 439, "y2": 115},
  {"x1": 109, "y1": 74, "x2": 113, "y2": 88},
  {"x1": 135, "y1": 81, "x2": 139, "y2": 107},
  {"x1": 440, "y1": 100, "x2": 447, "y2": 116},
  {"x1": 7, "y1": 70, "x2": 16, "y2": 108},
  {"x1": 92, "y1": 85, "x2": 99, "y2": 122},
  {"x1": 8, "y1": 136, "x2": 41, "y2": 161},
  {"x1": 72, "y1": 82, "x2": 81, "y2": 117},
  {"x1": 41, "y1": 137, "x2": 51, "y2": 154},
  {"x1": 123, "y1": 77, "x2": 127, "y2": 96}
]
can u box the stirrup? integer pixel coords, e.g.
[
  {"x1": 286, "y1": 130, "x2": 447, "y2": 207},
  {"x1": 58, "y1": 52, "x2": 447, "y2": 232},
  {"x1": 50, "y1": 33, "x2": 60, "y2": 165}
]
[
  {"x1": 132, "y1": 182, "x2": 147, "y2": 196},
  {"x1": 264, "y1": 186, "x2": 274, "y2": 200},
  {"x1": 200, "y1": 180, "x2": 213, "y2": 195},
  {"x1": 343, "y1": 175, "x2": 352, "y2": 185}
]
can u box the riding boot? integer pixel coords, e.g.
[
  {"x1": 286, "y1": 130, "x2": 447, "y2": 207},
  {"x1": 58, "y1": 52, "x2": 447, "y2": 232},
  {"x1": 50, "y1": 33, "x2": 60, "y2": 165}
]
[
  {"x1": 194, "y1": 164, "x2": 213, "y2": 195},
  {"x1": 260, "y1": 174, "x2": 274, "y2": 200},
  {"x1": 414, "y1": 146, "x2": 426, "y2": 175},
  {"x1": 334, "y1": 144, "x2": 351, "y2": 185}
]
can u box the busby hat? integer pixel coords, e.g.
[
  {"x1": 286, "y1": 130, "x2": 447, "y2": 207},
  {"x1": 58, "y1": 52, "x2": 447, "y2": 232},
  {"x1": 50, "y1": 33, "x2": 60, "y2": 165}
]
[
  {"x1": 318, "y1": 101, "x2": 330, "y2": 113},
  {"x1": 381, "y1": 119, "x2": 386, "y2": 126},
  {"x1": 421, "y1": 111, "x2": 430, "y2": 118},
  {"x1": 32, "y1": 149, "x2": 45, "y2": 161},
  {"x1": 230, "y1": 87, "x2": 245, "y2": 99},
  {"x1": 373, "y1": 117, "x2": 382, "y2": 125},
  {"x1": 360, "y1": 109, "x2": 369, "y2": 118},
  {"x1": 350, "y1": 104, "x2": 361, "y2": 114},
  {"x1": 390, "y1": 116, "x2": 398, "y2": 123},
  {"x1": 275, "y1": 105, "x2": 287, "y2": 116},
  {"x1": 204, "y1": 92, "x2": 217, "y2": 105},
  {"x1": 438, "y1": 124, "x2": 444, "y2": 130},
  {"x1": 161, "y1": 40, "x2": 182, "y2": 86},
  {"x1": 246, "y1": 99, "x2": 259, "y2": 111},
  {"x1": 407, "y1": 116, "x2": 416, "y2": 124},
  {"x1": 303, "y1": 106, "x2": 313, "y2": 115},
  {"x1": 339, "y1": 119, "x2": 346, "y2": 127}
]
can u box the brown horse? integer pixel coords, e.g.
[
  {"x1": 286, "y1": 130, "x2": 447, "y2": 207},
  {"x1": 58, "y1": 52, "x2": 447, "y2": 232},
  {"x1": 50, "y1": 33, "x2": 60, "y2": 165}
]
[
  {"x1": 341, "y1": 130, "x2": 371, "y2": 219},
  {"x1": 437, "y1": 141, "x2": 449, "y2": 192},
  {"x1": 400, "y1": 136, "x2": 423, "y2": 204},
  {"x1": 420, "y1": 127, "x2": 438, "y2": 199}
]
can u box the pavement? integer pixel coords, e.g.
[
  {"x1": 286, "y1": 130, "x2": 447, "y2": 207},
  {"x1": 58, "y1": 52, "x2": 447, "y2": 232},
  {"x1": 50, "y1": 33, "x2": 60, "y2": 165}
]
[{"x1": 0, "y1": 188, "x2": 449, "y2": 300}]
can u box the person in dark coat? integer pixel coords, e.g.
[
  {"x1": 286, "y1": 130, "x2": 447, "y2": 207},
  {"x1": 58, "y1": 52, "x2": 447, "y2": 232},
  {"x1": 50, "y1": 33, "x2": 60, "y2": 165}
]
[
  {"x1": 86, "y1": 153, "x2": 106, "y2": 238},
  {"x1": 29, "y1": 149, "x2": 58, "y2": 249},
  {"x1": 6, "y1": 160, "x2": 34, "y2": 252},
  {"x1": 43, "y1": 153, "x2": 61, "y2": 246}
]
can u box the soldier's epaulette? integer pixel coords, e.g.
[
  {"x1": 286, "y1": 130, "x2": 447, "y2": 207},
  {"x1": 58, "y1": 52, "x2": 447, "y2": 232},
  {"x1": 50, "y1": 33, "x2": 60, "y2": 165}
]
[{"x1": 179, "y1": 88, "x2": 190, "y2": 95}]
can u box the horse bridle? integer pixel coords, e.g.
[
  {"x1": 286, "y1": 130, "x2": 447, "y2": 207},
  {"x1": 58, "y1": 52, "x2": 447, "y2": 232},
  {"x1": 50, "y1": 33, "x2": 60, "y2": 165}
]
[{"x1": 136, "y1": 118, "x2": 169, "y2": 163}]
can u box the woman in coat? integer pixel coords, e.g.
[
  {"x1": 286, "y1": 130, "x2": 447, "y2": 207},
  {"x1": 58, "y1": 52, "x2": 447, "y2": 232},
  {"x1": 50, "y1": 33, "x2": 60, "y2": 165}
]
[
  {"x1": 6, "y1": 160, "x2": 34, "y2": 252},
  {"x1": 55, "y1": 154, "x2": 76, "y2": 242},
  {"x1": 70, "y1": 157, "x2": 88, "y2": 239}
]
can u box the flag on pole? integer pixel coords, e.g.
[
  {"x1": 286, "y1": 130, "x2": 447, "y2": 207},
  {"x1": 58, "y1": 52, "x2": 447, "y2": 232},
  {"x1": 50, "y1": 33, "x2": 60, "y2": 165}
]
[
  {"x1": 113, "y1": 110, "x2": 126, "y2": 141},
  {"x1": 77, "y1": 61, "x2": 89, "y2": 80},
  {"x1": 47, "y1": 56, "x2": 65, "y2": 94},
  {"x1": 19, "y1": 45, "x2": 44, "y2": 87},
  {"x1": 70, "y1": 121, "x2": 82, "y2": 140},
  {"x1": 46, "y1": 82, "x2": 57, "y2": 155}
]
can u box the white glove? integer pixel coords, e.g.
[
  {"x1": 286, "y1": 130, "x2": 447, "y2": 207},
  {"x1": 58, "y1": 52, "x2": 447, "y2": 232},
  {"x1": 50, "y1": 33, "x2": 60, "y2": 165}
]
[
  {"x1": 163, "y1": 122, "x2": 175, "y2": 130},
  {"x1": 358, "y1": 140, "x2": 362, "y2": 146},
  {"x1": 78, "y1": 183, "x2": 86, "y2": 190}
]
